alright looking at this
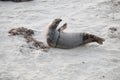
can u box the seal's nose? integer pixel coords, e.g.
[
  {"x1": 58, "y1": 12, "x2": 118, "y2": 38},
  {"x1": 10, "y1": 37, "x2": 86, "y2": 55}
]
[
  {"x1": 59, "y1": 19, "x2": 62, "y2": 21},
  {"x1": 55, "y1": 18, "x2": 62, "y2": 22}
]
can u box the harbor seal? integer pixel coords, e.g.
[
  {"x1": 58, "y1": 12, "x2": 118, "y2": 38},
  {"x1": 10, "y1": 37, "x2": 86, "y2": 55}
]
[{"x1": 46, "y1": 18, "x2": 105, "y2": 49}]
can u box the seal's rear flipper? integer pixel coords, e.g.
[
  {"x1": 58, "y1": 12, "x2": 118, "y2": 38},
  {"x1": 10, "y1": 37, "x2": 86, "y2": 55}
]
[
  {"x1": 83, "y1": 33, "x2": 105, "y2": 45},
  {"x1": 89, "y1": 34, "x2": 105, "y2": 45},
  {"x1": 94, "y1": 36, "x2": 105, "y2": 45},
  {"x1": 58, "y1": 23, "x2": 67, "y2": 32}
]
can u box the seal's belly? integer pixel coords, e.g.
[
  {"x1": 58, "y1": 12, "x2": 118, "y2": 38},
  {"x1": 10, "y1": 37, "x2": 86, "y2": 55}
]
[{"x1": 56, "y1": 32, "x2": 84, "y2": 49}]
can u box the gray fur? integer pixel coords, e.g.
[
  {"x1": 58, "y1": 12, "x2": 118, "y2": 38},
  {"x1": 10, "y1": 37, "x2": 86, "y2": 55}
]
[
  {"x1": 46, "y1": 18, "x2": 105, "y2": 49},
  {"x1": 56, "y1": 32, "x2": 84, "y2": 49},
  {"x1": 46, "y1": 18, "x2": 62, "y2": 47}
]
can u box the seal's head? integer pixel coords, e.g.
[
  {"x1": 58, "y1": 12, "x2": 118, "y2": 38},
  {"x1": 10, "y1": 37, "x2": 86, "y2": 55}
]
[{"x1": 49, "y1": 18, "x2": 62, "y2": 29}]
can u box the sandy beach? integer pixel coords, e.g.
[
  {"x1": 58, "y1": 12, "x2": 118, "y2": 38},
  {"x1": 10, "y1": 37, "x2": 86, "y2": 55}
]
[{"x1": 0, "y1": 0, "x2": 120, "y2": 80}]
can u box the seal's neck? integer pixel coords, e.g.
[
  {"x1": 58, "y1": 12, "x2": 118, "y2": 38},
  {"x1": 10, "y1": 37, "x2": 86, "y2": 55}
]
[{"x1": 49, "y1": 23, "x2": 58, "y2": 29}]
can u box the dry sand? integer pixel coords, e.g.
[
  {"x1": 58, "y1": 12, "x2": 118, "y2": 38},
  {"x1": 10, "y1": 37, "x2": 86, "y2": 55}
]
[{"x1": 0, "y1": 0, "x2": 120, "y2": 80}]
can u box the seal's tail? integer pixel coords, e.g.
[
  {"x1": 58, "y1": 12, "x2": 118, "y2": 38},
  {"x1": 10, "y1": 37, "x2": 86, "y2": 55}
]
[{"x1": 83, "y1": 33, "x2": 105, "y2": 45}]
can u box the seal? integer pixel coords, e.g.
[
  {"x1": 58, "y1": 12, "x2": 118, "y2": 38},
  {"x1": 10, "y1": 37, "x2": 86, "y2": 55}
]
[{"x1": 46, "y1": 18, "x2": 105, "y2": 49}]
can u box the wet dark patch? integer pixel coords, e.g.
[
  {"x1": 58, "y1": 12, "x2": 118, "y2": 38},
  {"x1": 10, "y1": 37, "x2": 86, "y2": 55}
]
[{"x1": 8, "y1": 27, "x2": 49, "y2": 51}]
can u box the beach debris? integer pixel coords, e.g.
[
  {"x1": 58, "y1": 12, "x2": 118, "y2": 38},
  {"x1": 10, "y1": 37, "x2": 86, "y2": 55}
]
[
  {"x1": 107, "y1": 26, "x2": 120, "y2": 39},
  {"x1": 109, "y1": 27, "x2": 117, "y2": 32},
  {"x1": 33, "y1": 40, "x2": 50, "y2": 49},
  {"x1": 8, "y1": 27, "x2": 49, "y2": 50},
  {"x1": 99, "y1": 75, "x2": 105, "y2": 79},
  {"x1": 0, "y1": 0, "x2": 32, "y2": 2},
  {"x1": 9, "y1": 27, "x2": 34, "y2": 36}
]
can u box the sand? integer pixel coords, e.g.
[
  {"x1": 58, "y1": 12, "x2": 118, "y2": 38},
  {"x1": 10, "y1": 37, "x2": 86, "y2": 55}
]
[{"x1": 0, "y1": 0, "x2": 120, "y2": 80}]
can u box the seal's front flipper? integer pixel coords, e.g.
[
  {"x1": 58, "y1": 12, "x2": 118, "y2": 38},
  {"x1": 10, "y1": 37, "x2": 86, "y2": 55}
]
[{"x1": 58, "y1": 23, "x2": 67, "y2": 32}]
